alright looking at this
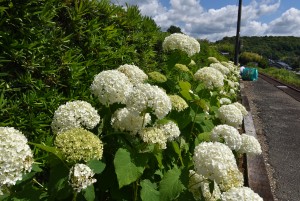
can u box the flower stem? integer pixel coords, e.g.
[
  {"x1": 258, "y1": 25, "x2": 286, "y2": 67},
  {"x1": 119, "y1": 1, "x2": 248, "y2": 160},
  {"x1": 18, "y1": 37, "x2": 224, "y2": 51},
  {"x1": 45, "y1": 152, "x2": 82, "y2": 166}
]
[
  {"x1": 190, "y1": 105, "x2": 199, "y2": 135},
  {"x1": 33, "y1": 178, "x2": 47, "y2": 190},
  {"x1": 72, "y1": 192, "x2": 78, "y2": 201},
  {"x1": 133, "y1": 180, "x2": 139, "y2": 201}
]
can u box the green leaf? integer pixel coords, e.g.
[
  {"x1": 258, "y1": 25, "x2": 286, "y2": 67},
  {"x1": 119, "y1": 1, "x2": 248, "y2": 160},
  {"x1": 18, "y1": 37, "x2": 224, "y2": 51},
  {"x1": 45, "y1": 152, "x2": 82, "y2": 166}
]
[
  {"x1": 32, "y1": 163, "x2": 43, "y2": 172},
  {"x1": 172, "y1": 141, "x2": 183, "y2": 166},
  {"x1": 48, "y1": 156, "x2": 72, "y2": 200},
  {"x1": 114, "y1": 148, "x2": 144, "y2": 188},
  {"x1": 200, "y1": 120, "x2": 215, "y2": 132},
  {"x1": 154, "y1": 151, "x2": 164, "y2": 170},
  {"x1": 189, "y1": 109, "x2": 206, "y2": 124},
  {"x1": 140, "y1": 179, "x2": 160, "y2": 201},
  {"x1": 194, "y1": 99, "x2": 209, "y2": 111},
  {"x1": 159, "y1": 167, "x2": 185, "y2": 201},
  {"x1": 87, "y1": 160, "x2": 106, "y2": 174},
  {"x1": 174, "y1": 108, "x2": 192, "y2": 129},
  {"x1": 83, "y1": 185, "x2": 95, "y2": 201},
  {"x1": 180, "y1": 90, "x2": 193, "y2": 101},
  {"x1": 195, "y1": 132, "x2": 211, "y2": 146},
  {"x1": 178, "y1": 81, "x2": 191, "y2": 91},
  {"x1": 195, "y1": 83, "x2": 206, "y2": 93},
  {"x1": 28, "y1": 142, "x2": 63, "y2": 161},
  {"x1": 8, "y1": 183, "x2": 45, "y2": 201}
]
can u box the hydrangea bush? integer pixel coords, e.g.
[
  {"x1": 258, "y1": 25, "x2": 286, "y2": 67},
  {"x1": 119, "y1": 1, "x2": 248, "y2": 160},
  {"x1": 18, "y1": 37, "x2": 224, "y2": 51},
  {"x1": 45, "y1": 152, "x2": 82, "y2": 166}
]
[
  {"x1": 0, "y1": 127, "x2": 33, "y2": 195},
  {"x1": 1, "y1": 32, "x2": 263, "y2": 201}
]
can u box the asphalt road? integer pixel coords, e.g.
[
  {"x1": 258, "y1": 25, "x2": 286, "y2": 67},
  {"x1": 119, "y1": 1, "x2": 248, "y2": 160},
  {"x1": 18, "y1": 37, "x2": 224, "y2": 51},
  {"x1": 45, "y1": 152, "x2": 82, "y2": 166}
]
[{"x1": 242, "y1": 77, "x2": 300, "y2": 201}]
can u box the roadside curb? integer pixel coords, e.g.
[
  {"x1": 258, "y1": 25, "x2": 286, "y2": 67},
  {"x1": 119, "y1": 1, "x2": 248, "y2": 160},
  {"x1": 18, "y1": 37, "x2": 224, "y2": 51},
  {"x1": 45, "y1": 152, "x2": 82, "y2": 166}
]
[{"x1": 240, "y1": 82, "x2": 274, "y2": 201}]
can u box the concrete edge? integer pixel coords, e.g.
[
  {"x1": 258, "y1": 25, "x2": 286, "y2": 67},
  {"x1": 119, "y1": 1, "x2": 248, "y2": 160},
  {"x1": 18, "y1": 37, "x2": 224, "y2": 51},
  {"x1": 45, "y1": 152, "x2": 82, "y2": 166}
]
[{"x1": 240, "y1": 82, "x2": 274, "y2": 200}]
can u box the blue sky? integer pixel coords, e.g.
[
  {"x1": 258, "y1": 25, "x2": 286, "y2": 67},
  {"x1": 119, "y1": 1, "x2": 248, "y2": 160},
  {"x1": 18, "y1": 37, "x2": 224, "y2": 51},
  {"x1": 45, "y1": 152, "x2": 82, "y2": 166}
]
[{"x1": 111, "y1": 0, "x2": 300, "y2": 41}]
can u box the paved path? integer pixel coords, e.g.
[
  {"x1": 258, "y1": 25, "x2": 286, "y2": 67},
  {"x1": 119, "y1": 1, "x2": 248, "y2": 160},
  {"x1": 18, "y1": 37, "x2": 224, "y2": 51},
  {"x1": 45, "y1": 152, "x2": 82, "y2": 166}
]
[{"x1": 242, "y1": 78, "x2": 300, "y2": 201}]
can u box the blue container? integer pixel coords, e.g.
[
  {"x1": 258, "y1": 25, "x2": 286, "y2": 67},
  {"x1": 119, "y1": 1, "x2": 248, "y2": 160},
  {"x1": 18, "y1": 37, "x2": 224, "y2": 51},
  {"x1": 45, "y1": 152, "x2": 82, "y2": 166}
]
[{"x1": 241, "y1": 67, "x2": 258, "y2": 81}]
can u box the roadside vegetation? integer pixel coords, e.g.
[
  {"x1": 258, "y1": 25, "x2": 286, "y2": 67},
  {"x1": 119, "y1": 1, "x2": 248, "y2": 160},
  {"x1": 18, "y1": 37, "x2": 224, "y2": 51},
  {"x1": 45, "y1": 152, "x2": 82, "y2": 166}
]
[
  {"x1": 259, "y1": 67, "x2": 300, "y2": 89},
  {"x1": 216, "y1": 36, "x2": 300, "y2": 70}
]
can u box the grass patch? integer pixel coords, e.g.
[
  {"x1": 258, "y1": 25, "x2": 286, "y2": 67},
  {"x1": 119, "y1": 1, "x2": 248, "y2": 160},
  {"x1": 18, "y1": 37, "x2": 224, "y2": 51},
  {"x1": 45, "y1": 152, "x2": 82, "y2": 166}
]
[{"x1": 259, "y1": 67, "x2": 300, "y2": 88}]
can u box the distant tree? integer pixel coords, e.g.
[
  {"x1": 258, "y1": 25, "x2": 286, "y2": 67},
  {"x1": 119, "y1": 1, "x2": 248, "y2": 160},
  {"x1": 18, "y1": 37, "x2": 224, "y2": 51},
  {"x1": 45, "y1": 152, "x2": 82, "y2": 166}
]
[
  {"x1": 167, "y1": 25, "x2": 182, "y2": 34},
  {"x1": 239, "y1": 52, "x2": 268, "y2": 68}
]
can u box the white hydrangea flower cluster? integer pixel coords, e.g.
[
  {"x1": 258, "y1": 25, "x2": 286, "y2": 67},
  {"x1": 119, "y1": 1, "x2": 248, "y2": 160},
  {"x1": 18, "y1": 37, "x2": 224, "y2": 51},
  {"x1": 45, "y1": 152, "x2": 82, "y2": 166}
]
[
  {"x1": 168, "y1": 94, "x2": 189, "y2": 112},
  {"x1": 175, "y1": 63, "x2": 190, "y2": 72},
  {"x1": 139, "y1": 126, "x2": 167, "y2": 149},
  {"x1": 220, "y1": 62, "x2": 241, "y2": 84},
  {"x1": 69, "y1": 163, "x2": 96, "y2": 193},
  {"x1": 194, "y1": 67, "x2": 224, "y2": 89},
  {"x1": 117, "y1": 64, "x2": 148, "y2": 85},
  {"x1": 210, "y1": 63, "x2": 230, "y2": 75},
  {"x1": 225, "y1": 79, "x2": 235, "y2": 88},
  {"x1": 221, "y1": 187, "x2": 263, "y2": 201},
  {"x1": 210, "y1": 124, "x2": 242, "y2": 150},
  {"x1": 219, "y1": 168, "x2": 244, "y2": 191},
  {"x1": 188, "y1": 170, "x2": 221, "y2": 201},
  {"x1": 0, "y1": 127, "x2": 33, "y2": 187},
  {"x1": 159, "y1": 121, "x2": 180, "y2": 141},
  {"x1": 111, "y1": 108, "x2": 151, "y2": 135},
  {"x1": 232, "y1": 102, "x2": 248, "y2": 116},
  {"x1": 126, "y1": 83, "x2": 172, "y2": 120},
  {"x1": 90, "y1": 70, "x2": 133, "y2": 105},
  {"x1": 208, "y1": 57, "x2": 219, "y2": 64},
  {"x1": 51, "y1": 100, "x2": 100, "y2": 135},
  {"x1": 55, "y1": 128, "x2": 103, "y2": 163},
  {"x1": 234, "y1": 81, "x2": 240, "y2": 88},
  {"x1": 229, "y1": 89, "x2": 235, "y2": 95},
  {"x1": 148, "y1": 71, "x2": 168, "y2": 83},
  {"x1": 229, "y1": 81, "x2": 239, "y2": 91},
  {"x1": 221, "y1": 61, "x2": 236, "y2": 72},
  {"x1": 238, "y1": 134, "x2": 262, "y2": 156},
  {"x1": 139, "y1": 121, "x2": 180, "y2": 149},
  {"x1": 162, "y1": 33, "x2": 200, "y2": 57},
  {"x1": 218, "y1": 104, "x2": 243, "y2": 128},
  {"x1": 219, "y1": 97, "x2": 232, "y2": 105},
  {"x1": 193, "y1": 142, "x2": 244, "y2": 191}
]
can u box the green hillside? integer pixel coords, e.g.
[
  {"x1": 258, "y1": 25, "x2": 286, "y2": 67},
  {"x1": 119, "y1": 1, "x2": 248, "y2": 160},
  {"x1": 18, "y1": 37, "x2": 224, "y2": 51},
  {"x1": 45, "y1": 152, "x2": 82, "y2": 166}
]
[{"x1": 215, "y1": 36, "x2": 300, "y2": 69}]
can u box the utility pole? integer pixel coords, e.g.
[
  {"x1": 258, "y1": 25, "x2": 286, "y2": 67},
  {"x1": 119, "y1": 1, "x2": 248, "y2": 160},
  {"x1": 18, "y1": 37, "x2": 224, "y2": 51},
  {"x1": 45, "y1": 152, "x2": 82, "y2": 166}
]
[{"x1": 234, "y1": 0, "x2": 242, "y2": 65}]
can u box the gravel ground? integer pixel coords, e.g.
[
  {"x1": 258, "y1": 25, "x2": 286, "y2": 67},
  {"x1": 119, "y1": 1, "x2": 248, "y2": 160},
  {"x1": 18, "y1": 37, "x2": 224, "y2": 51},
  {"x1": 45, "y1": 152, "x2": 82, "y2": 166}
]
[{"x1": 242, "y1": 78, "x2": 300, "y2": 201}]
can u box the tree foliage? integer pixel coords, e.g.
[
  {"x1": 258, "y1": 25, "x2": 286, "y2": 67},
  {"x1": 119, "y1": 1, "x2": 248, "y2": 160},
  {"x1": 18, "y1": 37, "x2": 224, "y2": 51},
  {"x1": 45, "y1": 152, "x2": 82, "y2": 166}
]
[
  {"x1": 167, "y1": 25, "x2": 182, "y2": 34},
  {"x1": 239, "y1": 52, "x2": 268, "y2": 68},
  {"x1": 216, "y1": 36, "x2": 300, "y2": 69}
]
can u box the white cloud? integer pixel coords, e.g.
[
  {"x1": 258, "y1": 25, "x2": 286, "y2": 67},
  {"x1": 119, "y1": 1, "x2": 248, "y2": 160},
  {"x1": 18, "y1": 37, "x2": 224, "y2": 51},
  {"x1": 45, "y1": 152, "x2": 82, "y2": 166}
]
[
  {"x1": 241, "y1": 21, "x2": 268, "y2": 36},
  {"x1": 138, "y1": 0, "x2": 167, "y2": 17},
  {"x1": 267, "y1": 8, "x2": 300, "y2": 35},
  {"x1": 256, "y1": 0, "x2": 281, "y2": 16},
  {"x1": 110, "y1": 0, "x2": 300, "y2": 41}
]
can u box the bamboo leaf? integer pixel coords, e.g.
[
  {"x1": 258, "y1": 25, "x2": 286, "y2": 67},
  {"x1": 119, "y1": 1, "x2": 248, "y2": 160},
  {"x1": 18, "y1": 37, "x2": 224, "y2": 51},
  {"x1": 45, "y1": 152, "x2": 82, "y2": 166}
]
[{"x1": 29, "y1": 142, "x2": 63, "y2": 161}]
